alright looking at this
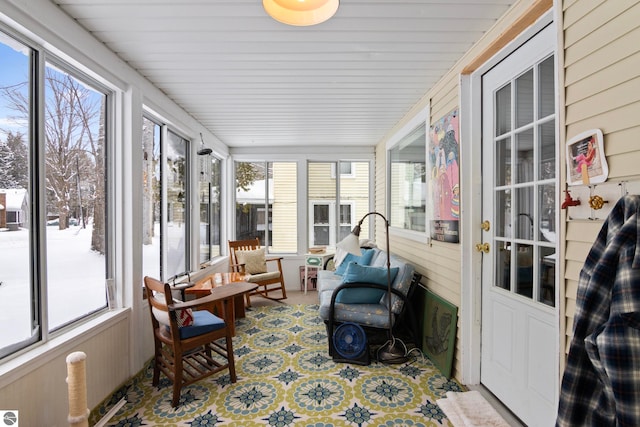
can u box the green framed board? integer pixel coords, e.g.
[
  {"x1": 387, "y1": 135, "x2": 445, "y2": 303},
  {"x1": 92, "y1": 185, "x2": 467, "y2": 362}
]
[{"x1": 422, "y1": 289, "x2": 458, "y2": 378}]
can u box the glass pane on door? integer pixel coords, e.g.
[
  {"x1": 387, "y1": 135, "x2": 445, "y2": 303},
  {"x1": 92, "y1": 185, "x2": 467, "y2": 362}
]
[
  {"x1": 515, "y1": 129, "x2": 534, "y2": 184},
  {"x1": 491, "y1": 55, "x2": 557, "y2": 307},
  {"x1": 496, "y1": 137, "x2": 511, "y2": 187},
  {"x1": 494, "y1": 189, "x2": 511, "y2": 238},
  {"x1": 539, "y1": 56, "x2": 555, "y2": 118},
  {"x1": 539, "y1": 247, "x2": 556, "y2": 306},
  {"x1": 496, "y1": 242, "x2": 511, "y2": 291},
  {"x1": 495, "y1": 84, "x2": 511, "y2": 136},
  {"x1": 539, "y1": 121, "x2": 555, "y2": 180},
  {"x1": 516, "y1": 69, "x2": 534, "y2": 128},
  {"x1": 515, "y1": 187, "x2": 533, "y2": 240}
]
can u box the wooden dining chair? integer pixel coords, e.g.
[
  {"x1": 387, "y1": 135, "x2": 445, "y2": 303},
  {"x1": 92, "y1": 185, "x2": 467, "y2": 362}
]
[
  {"x1": 228, "y1": 238, "x2": 287, "y2": 306},
  {"x1": 144, "y1": 276, "x2": 236, "y2": 407}
]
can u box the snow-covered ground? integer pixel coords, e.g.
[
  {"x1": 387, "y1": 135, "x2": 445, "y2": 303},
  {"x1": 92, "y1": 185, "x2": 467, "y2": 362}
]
[
  {"x1": 0, "y1": 225, "x2": 106, "y2": 349},
  {"x1": 1, "y1": 221, "x2": 188, "y2": 351}
]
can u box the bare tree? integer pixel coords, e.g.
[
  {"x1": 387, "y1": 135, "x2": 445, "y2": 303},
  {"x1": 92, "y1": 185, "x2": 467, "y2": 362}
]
[
  {"x1": 142, "y1": 119, "x2": 156, "y2": 246},
  {"x1": 69, "y1": 78, "x2": 105, "y2": 253},
  {"x1": 1, "y1": 68, "x2": 104, "y2": 253},
  {"x1": 43, "y1": 69, "x2": 93, "y2": 232}
]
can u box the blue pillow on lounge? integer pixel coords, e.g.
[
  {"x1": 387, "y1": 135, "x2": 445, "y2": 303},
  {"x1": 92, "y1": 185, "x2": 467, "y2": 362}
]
[
  {"x1": 334, "y1": 248, "x2": 375, "y2": 276},
  {"x1": 335, "y1": 262, "x2": 400, "y2": 304}
]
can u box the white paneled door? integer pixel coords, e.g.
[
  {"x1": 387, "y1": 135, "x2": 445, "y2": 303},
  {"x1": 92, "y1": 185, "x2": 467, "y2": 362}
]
[{"x1": 480, "y1": 23, "x2": 558, "y2": 427}]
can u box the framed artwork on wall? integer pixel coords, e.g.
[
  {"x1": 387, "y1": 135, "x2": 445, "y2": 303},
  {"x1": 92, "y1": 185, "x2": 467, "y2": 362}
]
[
  {"x1": 421, "y1": 289, "x2": 458, "y2": 378},
  {"x1": 566, "y1": 128, "x2": 608, "y2": 186},
  {"x1": 428, "y1": 108, "x2": 460, "y2": 243}
]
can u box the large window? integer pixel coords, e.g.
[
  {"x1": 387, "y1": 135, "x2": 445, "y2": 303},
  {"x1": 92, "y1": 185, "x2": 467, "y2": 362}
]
[
  {"x1": 199, "y1": 154, "x2": 222, "y2": 264},
  {"x1": 308, "y1": 161, "x2": 370, "y2": 247},
  {"x1": 141, "y1": 118, "x2": 190, "y2": 280},
  {"x1": 165, "y1": 131, "x2": 188, "y2": 277},
  {"x1": 389, "y1": 124, "x2": 427, "y2": 232},
  {"x1": 142, "y1": 117, "x2": 161, "y2": 279},
  {"x1": 235, "y1": 161, "x2": 296, "y2": 253},
  {"x1": 0, "y1": 32, "x2": 110, "y2": 358}
]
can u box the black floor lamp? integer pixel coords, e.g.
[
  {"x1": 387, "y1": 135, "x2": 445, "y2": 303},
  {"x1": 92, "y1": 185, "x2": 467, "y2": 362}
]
[{"x1": 336, "y1": 211, "x2": 408, "y2": 364}]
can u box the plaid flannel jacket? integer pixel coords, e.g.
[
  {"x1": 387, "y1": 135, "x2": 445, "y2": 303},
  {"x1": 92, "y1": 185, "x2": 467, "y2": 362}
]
[{"x1": 557, "y1": 195, "x2": 640, "y2": 426}]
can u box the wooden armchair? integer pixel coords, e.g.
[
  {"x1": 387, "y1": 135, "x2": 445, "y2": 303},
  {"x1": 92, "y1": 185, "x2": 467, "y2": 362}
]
[
  {"x1": 144, "y1": 276, "x2": 236, "y2": 407},
  {"x1": 228, "y1": 238, "x2": 287, "y2": 305}
]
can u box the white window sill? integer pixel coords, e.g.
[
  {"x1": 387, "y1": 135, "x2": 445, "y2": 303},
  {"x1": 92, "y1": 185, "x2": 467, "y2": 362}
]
[{"x1": 389, "y1": 226, "x2": 428, "y2": 243}]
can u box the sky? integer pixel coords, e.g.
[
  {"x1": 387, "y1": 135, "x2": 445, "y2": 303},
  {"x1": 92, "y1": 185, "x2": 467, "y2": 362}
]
[{"x1": 0, "y1": 38, "x2": 29, "y2": 138}]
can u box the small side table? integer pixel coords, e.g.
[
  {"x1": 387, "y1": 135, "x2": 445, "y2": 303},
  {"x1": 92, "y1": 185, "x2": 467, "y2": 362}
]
[
  {"x1": 303, "y1": 251, "x2": 334, "y2": 294},
  {"x1": 186, "y1": 277, "x2": 257, "y2": 336}
]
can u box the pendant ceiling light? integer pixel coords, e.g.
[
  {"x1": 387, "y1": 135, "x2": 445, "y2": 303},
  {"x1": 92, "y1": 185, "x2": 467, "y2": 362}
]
[{"x1": 263, "y1": 0, "x2": 339, "y2": 26}]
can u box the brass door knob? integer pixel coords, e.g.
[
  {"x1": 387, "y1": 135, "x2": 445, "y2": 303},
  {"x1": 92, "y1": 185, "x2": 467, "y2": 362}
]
[
  {"x1": 481, "y1": 220, "x2": 490, "y2": 231},
  {"x1": 475, "y1": 242, "x2": 490, "y2": 253}
]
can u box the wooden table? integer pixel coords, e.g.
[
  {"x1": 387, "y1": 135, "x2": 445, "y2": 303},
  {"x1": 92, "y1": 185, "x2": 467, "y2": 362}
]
[{"x1": 185, "y1": 272, "x2": 257, "y2": 335}]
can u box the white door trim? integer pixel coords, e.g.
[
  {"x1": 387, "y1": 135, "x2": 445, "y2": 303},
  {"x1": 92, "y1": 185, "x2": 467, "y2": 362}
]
[{"x1": 459, "y1": 10, "x2": 555, "y2": 386}]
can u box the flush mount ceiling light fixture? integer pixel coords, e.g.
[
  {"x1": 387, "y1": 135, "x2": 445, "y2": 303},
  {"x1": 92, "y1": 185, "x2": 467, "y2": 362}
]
[{"x1": 263, "y1": 0, "x2": 339, "y2": 26}]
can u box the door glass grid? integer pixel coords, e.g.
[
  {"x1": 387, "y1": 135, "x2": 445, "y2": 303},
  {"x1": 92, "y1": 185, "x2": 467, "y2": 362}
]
[
  {"x1": 493, "y1": 55, "x2": 556, "y2": 307},
  {"x1": 495, "y1": 84, "x2": 511, "y2": 136}
]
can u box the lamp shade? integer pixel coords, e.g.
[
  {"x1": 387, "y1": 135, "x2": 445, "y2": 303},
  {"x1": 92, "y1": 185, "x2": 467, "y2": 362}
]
[
  {"x1": 336, "y1": 232, "x2": 361, "y2": 257},
  {"x1": 263, "y1": 0, "x2": 339, "y2": 26}
]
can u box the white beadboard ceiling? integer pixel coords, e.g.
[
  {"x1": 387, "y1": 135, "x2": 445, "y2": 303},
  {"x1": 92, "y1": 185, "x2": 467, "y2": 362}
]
[{"x1": 54, "y1": 0, "x2": 513, "y2": 148}]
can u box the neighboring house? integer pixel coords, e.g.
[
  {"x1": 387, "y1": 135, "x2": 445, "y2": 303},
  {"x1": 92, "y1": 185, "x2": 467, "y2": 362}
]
[
  {"x1": 0, "y1": 189, "x2": 28, "y2": 231},
  {"x1": 307, "y1": 162, "x2": 371, "y2": 248},
  {"x1": 236, "y1": 162, "x2": 371, "y2": 253}
]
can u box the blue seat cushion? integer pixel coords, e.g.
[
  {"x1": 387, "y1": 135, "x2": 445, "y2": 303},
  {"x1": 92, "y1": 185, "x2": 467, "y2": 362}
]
[
  {"x1": 179, "y1": 310, "x2": 226, "y2": 340},
  {"x1": 335, "y1": 288, "x2": 386, "y2": 304},
  {"x1": 334, "y1": 248, "x2": 376, "y2": 275}
]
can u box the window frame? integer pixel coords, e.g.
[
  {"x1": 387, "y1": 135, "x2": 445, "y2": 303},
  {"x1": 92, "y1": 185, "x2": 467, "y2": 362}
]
[
  {"x1": 231, "y1": 154, "x2": 373, "y2": 256},
  {"x1": 308, "y1": 200, "x2": 355, "y2": 247},
  {"x1": 141, "y1": 114, "x2": 193, "y2": 281},
  {"x1": 198, "y1": 154, "x2": 223, "y2": 266},
  {"x1": 386, "y1": 106, "x2": 429, "y2": 241},
  {"x1": 43, "y1": 55, "x2": 114, "y2": 333},
  {"x1": 164, "y1": 128, "x2": 190, "y2": 279},
  {"x1": 233, "y1": 160, "x2": 297, "y2": 254},
  {"x1": 0, "y1": 30, "x2": 115, "y2": 359}
]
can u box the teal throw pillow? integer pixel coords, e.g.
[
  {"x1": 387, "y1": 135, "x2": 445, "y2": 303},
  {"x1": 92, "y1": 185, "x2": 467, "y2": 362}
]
[
  {"x1": 334, "y1": 248, "x2": 375, "y2": 275},
  {"x1": 335, "y1": 262, "x2": 400, "y2": 304}
]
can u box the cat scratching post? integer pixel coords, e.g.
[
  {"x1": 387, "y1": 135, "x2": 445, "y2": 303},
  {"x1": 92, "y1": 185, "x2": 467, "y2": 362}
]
[{"x1": 66, "y1": 351, "x2": 90, "y2": 427}]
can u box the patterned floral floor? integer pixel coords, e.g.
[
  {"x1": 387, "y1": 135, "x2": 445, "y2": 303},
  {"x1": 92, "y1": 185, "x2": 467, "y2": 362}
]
[{"x1": 91, "y1": 304, "x2": 463, "y2": 426}]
